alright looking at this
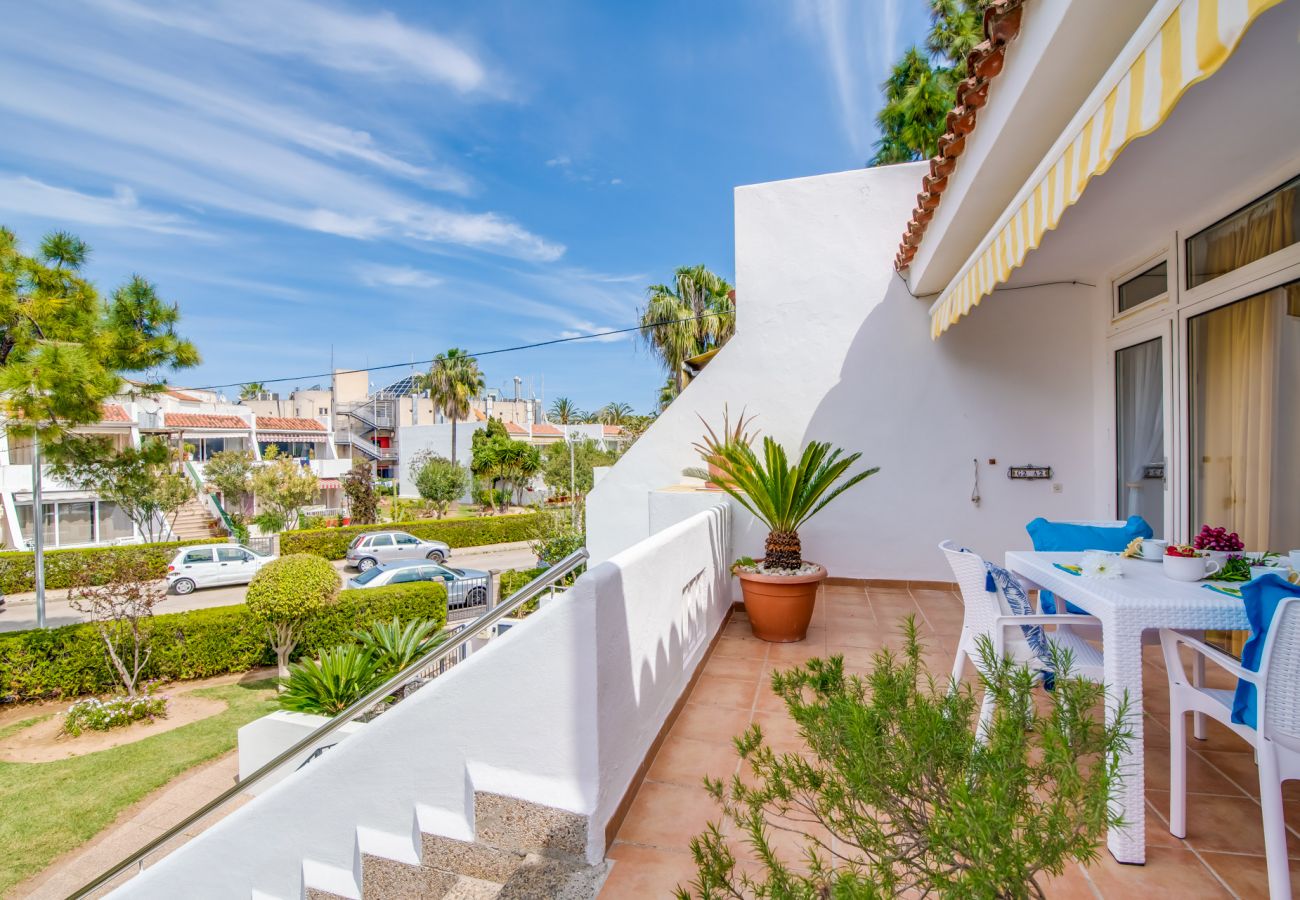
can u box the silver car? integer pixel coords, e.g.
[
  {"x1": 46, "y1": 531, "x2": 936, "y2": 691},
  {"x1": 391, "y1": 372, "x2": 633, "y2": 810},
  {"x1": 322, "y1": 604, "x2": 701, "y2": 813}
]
[
  {"x1": 346, "y1": 560, "x2": 489, "y2": 607},
  {"x1": 344, "y1": 531, "x2": 451, "y2": 571}
]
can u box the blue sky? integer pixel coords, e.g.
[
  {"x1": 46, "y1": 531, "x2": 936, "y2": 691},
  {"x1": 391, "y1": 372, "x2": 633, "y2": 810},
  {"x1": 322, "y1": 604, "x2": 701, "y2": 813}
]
[{"x1": 1, "y1": 0, "x2": 927, "y2": 413}]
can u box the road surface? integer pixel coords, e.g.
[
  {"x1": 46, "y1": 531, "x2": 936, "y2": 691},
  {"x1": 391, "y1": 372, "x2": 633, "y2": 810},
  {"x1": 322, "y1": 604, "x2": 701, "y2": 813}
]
[{"x1": 0, "y1": 541, "x2": 540, "y2": 633}]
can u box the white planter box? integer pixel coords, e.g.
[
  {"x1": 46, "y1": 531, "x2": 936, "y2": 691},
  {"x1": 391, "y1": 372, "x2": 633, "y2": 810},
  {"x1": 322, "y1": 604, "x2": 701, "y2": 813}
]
[{"x1": 237, "y1": 711, "x2": 366, "y2": 793}]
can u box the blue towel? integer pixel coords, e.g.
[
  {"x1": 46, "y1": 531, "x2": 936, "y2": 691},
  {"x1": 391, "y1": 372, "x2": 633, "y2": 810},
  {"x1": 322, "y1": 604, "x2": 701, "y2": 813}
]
[
  {"x1": 1026, "y1": 516, "x2": 1153, "y2": 614},
  {"x1": 1232, "y1": 574, "x2": 1300, "y2": 729}
]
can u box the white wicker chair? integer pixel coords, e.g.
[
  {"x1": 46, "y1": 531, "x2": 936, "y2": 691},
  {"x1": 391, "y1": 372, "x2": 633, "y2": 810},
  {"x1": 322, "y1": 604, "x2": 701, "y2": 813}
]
[
  {"x1": 1162, "y1": 597, "x2": 1300, "y2": 900},
  {"x1": 940, "y1": 541, "x2": 1105, "y2": 734}
]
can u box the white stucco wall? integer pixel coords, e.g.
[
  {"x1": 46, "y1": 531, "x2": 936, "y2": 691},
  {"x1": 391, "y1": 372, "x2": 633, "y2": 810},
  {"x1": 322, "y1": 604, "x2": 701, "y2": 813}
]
[
  {"x1": 396, "y1": 422, "x2": 483, "y2": 499},
  {"x1": 118, "y1": 506, "x2": 732, "y2": 898},
  {"x1": 588, "y1": 164, "x2": 1101, "y2": 578}
]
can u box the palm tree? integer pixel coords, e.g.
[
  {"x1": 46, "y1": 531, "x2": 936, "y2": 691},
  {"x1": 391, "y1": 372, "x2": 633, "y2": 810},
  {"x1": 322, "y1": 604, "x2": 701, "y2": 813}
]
[
  {"x1": 419, "y1": 348, "x2": 484, "y2": 467},
  {"x1": 657, "y1": 375, "x2": 678, "y2": 412},
  {"x1": 870, "y1": 0, "x2": 988, "y2": 166},
  {"x1": 548, "y1": 396, "x2": 584, "y2": 424},
  {"x1": 240, "y1": 382, "x2": 268, "y2": 400},
  {"x1": 597, "y1": 402, "x2": 634, "y2": 426},
  {"x1": 639, "y1": 265, "x2": 735, "y2": 397}
]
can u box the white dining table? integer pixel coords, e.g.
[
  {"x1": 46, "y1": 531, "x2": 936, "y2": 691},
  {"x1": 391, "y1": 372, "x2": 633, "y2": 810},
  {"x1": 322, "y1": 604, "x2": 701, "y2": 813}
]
[{"x1": 1004, "y1": 550, "x2": 1251, "y2": 865}]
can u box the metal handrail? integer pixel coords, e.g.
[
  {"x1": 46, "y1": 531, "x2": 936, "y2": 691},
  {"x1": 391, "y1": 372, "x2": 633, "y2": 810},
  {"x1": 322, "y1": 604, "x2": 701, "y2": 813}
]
[{"x1": 70, "y1": 548, "x2": 589, "y2": 899}]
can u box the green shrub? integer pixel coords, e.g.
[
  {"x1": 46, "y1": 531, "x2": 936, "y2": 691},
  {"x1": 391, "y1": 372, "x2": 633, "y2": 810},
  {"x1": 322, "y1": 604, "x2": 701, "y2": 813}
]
[
  {"x1": 0, "y1": 582, "x2": 448, "y2": 702},
  {"x1": 246, "y1": 554, "x2": 341, "y2": 677},
  {"x1": 354, "y1": 617, "x2": 444, "y2": 673},
  {"x1": 0, "y1": 538, "x2": 214, "y2": 595},
  {"x1": 280, "y1": 512, "x2": 543, "y2": 560},
  {"x1": 498, "y1": 566, "x2": 551, "y2": 617},
  {"x1": 278, "y1": 644, "x2": 385, "y2": 716}
]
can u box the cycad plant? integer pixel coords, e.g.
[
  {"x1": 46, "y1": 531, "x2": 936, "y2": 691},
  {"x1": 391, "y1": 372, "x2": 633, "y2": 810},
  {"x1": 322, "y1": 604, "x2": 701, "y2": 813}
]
[
  {"x1": 694, "y1": 416, "x2": 878, "y2": 571},
  {"x1": 279, "y1": 644, "x2": 385, "y2": 716},
  {"x1": 354, "y1": 617, "x2": 445, "y2": 674}
]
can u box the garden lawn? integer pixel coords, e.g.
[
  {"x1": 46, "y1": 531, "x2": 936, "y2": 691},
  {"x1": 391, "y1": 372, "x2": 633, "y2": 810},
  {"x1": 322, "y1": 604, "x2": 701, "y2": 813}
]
[{"x1": 0, "y1": 679, "x2": 278, "y2": 895}]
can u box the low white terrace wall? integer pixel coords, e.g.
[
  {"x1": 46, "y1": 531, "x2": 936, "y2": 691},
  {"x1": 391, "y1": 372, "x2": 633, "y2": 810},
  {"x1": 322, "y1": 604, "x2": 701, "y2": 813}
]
[{"x1": 116, "y1": 504, "x2": 731, "y2": 899}]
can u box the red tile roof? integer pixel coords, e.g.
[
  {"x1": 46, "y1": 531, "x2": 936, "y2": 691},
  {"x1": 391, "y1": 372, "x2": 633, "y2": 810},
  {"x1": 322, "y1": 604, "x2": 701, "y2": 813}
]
[
  {"x1": 895, "y1": 0, "x2": 1026, "y2": 272},
  {"x1": 254, "y1": 416, "x2": 327, "y2": 432},
  {"x1": 603, "y1": 425, "x2": 624, "y2": 436},
  {"x1": 100, "y1": 403, "x2": 131, "y2": 423},
  {"x1": 166, "y1": 388, "x2": 200, "y2": 402},
  {"x1": 532, "y1": 423, "x2": 562, "y2": 436},
  {"x1": 503, "y1": 421, "x2": 528, "y2": 436},
  {"x1": 472, "y1": 408, "x2": 487, "y2": 422},
  {"x1": 164, "y1": 413, "x2": 248, "y2": 430}
]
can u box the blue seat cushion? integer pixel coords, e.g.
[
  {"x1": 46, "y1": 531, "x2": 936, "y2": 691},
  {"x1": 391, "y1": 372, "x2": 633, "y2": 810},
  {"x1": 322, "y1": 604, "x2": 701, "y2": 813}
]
[
  {"x1": 1232, "y1": 574, "x2": 1300, "y2": 729},
  {"x1": 1026, "y1": 516, "x2": 1154, "y2": 614}
]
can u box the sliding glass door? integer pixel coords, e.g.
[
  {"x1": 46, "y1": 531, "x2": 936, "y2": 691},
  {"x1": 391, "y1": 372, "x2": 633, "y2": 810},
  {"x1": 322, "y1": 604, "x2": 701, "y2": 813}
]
[
  {"x1": 1115, "y1": 338, "x2": 1166, "y2": 537},
  {"x1": 1189, "y1": 279, "x2": 1300, "y2": 551}
]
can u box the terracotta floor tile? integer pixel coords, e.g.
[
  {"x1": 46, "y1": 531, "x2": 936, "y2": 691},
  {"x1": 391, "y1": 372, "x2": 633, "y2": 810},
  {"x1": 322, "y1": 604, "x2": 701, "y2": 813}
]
[
  {"x1": 1141, "y1": 744, "x2": 1248, "y2": 798},
  {"x1": 616, "y1": 782, "x2": 724, "y2": 852},
  {"x1": 1147, "y1": 791, "x2": 1300, "y2": 857},
  {"x1": 701, "y1": 654, "x2": 766, "y2": 681},
  {"x1": 1035, "y1": 862, "x2": 1100, "y2": 899},
  {"x1": 823, "y1": 644, "x2": 882, "y2": 669},
  {"x1": 1080, "y1": 847, "x2": 1227, "y2": 897},
  {"x1": 750, "y1": 709, "x2": 806, "y2": 752},
  {"x1": 689, "y1": 674, "x2": 759, "y2": 710},
  {"x1": 1199, "y1": 850, "x2": 1300, "y2": 899},
  {"x1": 648, "y1": 735, "x2": 741, "y2": 789},
  {"x1": 709, "y1": 636, "x2": 770, "y2": 661},
  {"x1": 765, "y1": 640, "x2": 832, "y2": 665},
  {"x1": 602, "y1": 844, "x2": 701, "y2": 899},
  {"x1": 671, "y1": 704, "x2": 754, "y2": 745}
]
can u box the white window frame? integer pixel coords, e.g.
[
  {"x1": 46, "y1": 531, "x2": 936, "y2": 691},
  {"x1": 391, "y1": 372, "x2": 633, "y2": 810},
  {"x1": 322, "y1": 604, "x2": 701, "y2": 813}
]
[{"x1": 1111, "y1": 251, "x2": 1171, "y2": 326}]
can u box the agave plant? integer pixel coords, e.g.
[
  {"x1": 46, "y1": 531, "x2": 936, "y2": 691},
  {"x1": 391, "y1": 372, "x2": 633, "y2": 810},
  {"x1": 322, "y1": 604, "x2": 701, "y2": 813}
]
[
  {"x1": 695, "y1": 417, "x2": 878, "y2": 571},
  {"x1": 353, "y1": 617, "x2": 445, "y2": 675},
  {"x1": 278, "y1": 644, "x2": 386, "y2": 716}
]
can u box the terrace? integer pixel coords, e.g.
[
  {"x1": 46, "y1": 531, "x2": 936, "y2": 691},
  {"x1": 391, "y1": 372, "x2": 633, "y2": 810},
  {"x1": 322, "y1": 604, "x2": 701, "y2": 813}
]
[{"x1": 604, "y1": 588, "x2": 1294, "y2": 898}]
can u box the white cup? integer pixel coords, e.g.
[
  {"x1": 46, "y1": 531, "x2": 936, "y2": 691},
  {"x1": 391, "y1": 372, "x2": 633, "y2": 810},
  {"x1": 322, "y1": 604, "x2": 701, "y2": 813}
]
[
  {"x1": 1164, "y1": 554, "x2": 1222, "y2": 582},
  {"x1": 1141, "y1": 540, "x2": 1168, "y2": 560}
]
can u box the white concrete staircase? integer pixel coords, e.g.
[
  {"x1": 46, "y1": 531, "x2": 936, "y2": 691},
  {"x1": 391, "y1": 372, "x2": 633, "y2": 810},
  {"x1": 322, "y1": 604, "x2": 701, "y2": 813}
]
[
  {"x1": 169, "y1": 497, "x2": 222, "y2": 541},
  {"x1": 303, "y1": 792, "x2": 609, "y2": 900}
]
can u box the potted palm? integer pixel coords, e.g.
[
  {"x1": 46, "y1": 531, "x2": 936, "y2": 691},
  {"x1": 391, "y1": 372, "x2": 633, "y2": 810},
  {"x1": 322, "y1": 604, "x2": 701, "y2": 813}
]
[{"x1": 694, "y1": 414, "x2": 878, "y2": 642}]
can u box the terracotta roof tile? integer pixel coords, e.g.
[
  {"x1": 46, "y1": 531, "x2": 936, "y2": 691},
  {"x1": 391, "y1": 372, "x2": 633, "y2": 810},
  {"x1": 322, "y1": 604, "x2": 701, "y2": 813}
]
[
  {"x1": 100, "y1": 403, "x2": 131, "y2": 423},
  {"x1": 895, "y1": 0, "x2": 1026, "y2": 273},
  {"x1": 472, "y1": 408, "x2": 487, "y2": 421},
  {"x1": 603, "y1": 425, "x2": 624, "y2": 436},
  {"x1": 532, "y1": 423, "x2": 562, "y2": 436},
  {"x1": 166, "y1": 388, "x2": 200, "y2": 402},
  {"x1": 503, "y1": 421, "x2": 528, "y2": 436},
  {"x1": 254, "y1": 416, "x2": 327, "y2": 432},
  {"x1": 164, "y1": 413, "x2": 248, "y2": 430}
]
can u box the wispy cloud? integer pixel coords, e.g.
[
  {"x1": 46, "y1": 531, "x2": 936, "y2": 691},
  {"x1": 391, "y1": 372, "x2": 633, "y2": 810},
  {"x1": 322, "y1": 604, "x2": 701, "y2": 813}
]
[
  {"x1": 356, "y1": 263, "x2": 443, "y2": 290},
  {"x1": 0, "y1": 175, "x2": 204, "y2": 236},
  {"x1": 93, "y1": 0, "x2": 502, "y2": 95},
  {"x1": 794, "y1": 0, "x2": 901, "y2": 159},
  {"x1": 0, "y1": 56, "x2": 564, "y2": 261}
]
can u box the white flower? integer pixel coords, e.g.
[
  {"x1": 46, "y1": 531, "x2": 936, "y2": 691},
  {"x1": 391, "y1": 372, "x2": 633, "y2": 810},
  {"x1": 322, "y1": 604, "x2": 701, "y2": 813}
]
[{"x1": 1082, "y1": 550, "x2": 1123, "y2": 580}]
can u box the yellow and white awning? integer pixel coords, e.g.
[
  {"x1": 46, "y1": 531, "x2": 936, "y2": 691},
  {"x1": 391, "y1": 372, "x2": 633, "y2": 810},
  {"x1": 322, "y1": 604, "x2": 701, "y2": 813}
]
[{"x1": 930, "y1": 0, "x2": 1286, "y2": 339}]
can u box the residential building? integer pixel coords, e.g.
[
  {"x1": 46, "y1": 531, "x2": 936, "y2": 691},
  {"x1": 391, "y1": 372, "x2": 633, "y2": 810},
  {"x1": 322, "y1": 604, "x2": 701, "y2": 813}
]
[{"x1": 84, "y1": 1, "x2": 1300, "y2": 896}]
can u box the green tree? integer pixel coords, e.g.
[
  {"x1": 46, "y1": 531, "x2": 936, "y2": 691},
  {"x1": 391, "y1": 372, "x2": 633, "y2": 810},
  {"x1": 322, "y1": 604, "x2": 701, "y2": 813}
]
[
  {"x1": 471, "y1": 419, "x2": 540, "y2": 511},
  {"x1": 245, "y1": 553, "x2": 341, "y2": 679},
  {"x1": 639, "y1": 265, "x2": 735, "y2": 398},
  {"x1": 0, "y1": 228, "x2": 198, "y2": 442},
  {"x1": 203, "y1": 449, "x2": 254, "y2": 510},
  {"x1": 239, "y1": 382, "x2": 268, "y2": 400},
  {"x1": 251, "y1": 446, "x2": 319, "y2": 532},
  {"x1": 410, "y1": 452, "x2": 468, "y2": 518},
  {"x1": 540, "y1": 438, "x2": 616, "y2": 500},
  {"x1": 418, "y1": 348, "x2": 484, "y2": 468},
  {"x1": 596, "y1": 402, "x2": 634, "y2": 426},
  {"x1": 341, "y1": 460, "x2": 378, "y2": 524},
  {"x1": 871, "y1": 1, "x2": 989, "y2": 165},
  {"x1": 49, "y1": 435, "x2": 194, "y2": 542},
  {"x1": 547, "y1": 396, "x2": 583, "y2": 424}
]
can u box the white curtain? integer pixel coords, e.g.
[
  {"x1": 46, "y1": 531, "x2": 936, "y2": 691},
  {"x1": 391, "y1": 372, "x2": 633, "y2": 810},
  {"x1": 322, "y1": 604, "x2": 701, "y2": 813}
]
[{"x1": 1117, "y1": 339, "x2": 1164, "y2": 533}]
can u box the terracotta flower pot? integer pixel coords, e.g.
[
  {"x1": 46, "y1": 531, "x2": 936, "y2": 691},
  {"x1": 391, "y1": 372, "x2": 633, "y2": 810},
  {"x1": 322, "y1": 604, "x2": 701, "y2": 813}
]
[
  {"x1": 704, "y1": 460, "x2": 727, "y2": 491},
  {"x1": 736, "y1": 564, "x2": 827, "y2": 642}
]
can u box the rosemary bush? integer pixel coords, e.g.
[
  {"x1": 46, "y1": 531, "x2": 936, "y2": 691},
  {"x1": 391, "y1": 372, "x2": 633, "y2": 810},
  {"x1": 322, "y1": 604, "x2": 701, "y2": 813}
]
[{"x1": 679, "y1": 621, "x2": 1130, "y2": 899}]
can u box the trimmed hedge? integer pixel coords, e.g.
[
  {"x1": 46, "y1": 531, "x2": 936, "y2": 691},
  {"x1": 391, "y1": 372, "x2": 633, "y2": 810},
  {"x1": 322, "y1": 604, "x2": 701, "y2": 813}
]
[
  {"x1": 280, "y1": 512, "x2": 543, "y2": 560},
  {"x1": 0, "y1": 582, "x2": 448, "y2": 702},
  {"x1": 499, "y1": 566, "x2": 554, "y2": 618},
  {"x1": 0, "y1": 538, "x2": 215, "y2": 595}
]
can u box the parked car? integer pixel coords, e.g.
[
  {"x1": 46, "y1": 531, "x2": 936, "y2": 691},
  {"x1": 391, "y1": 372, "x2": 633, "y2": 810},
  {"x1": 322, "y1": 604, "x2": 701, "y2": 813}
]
[
  {"x1": 167, "y1": 544, "x2": 274, "y2": 595},
  {"x1": 344, "y1": 531, "x2": 451, "y2": 571},
  {"x1": 346, "y1": 560, "x2": 489, "y2": 607}
]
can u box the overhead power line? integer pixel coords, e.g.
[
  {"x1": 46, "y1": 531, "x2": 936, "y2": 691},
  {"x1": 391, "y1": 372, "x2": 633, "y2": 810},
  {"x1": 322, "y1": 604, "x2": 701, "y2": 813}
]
[{"x1": 188, "y1": 312, "x2": 727, "y2": 392}]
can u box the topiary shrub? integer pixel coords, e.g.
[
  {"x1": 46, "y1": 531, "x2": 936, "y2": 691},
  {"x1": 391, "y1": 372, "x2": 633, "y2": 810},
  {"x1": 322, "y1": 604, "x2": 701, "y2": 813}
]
[
  {"x1": 0, "y1": 582, "x2": 449, "y2": 702},
  {"x1": 279, "y1": 512, "x2": 543, "y2": 560},
  {"x1": 245, "y1": 554, "x2": 340, "y2": 679}
]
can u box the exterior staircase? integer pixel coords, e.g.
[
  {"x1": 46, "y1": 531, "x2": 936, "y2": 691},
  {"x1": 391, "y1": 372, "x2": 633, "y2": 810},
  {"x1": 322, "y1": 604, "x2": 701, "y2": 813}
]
[
  {"x1": 303, "y1": 792, "x2": 609, "y2": 899},
  {"x1": 169, "y1": 496, "x2": 223, "y2": 541}
]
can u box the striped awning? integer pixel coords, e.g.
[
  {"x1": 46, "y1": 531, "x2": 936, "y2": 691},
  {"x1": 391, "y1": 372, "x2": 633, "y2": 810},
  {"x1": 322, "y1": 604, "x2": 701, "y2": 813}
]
[
  {"x1": 318, "y1": 478, "x2": 342, "y2": 489},
  {"x1": 256, "y1": 432, "x2": 327, "y2": 443},
  {"x1": 930, "y1": 0, "x2": 1284, "y2": 339}
]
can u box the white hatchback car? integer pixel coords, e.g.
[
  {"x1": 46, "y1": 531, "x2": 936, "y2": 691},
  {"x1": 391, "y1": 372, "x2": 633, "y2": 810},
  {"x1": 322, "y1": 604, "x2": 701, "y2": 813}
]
[{"x1": 166, "y1": 544, "x2": 274, "y2": 595}]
